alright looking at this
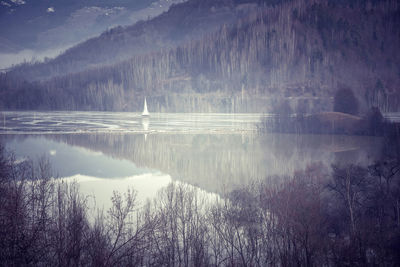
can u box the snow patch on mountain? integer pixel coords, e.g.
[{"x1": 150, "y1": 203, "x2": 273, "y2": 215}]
[
  {"x1": 129, "y1": 0, "x2": 186, "y2": 23},
  {"x1": 9, "y1": 0, "x2": 25, "y2": 5}
]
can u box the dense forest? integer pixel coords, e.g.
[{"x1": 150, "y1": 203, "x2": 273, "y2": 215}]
[{"x1": 1, "y1": 0, "x2": 399, "y2": 112}]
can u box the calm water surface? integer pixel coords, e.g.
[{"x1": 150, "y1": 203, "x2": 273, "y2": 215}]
[{"x1": 0, "y1": 111, "x2": 385, "y2": 209}]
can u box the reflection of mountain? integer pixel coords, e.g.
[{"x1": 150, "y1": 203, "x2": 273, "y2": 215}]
[
  {"x1": 0, "y1": 134, "x2": 149, "y2": 178},
  {"x1": 39, "y1": 133, "x2": 382, "y2": 193}
]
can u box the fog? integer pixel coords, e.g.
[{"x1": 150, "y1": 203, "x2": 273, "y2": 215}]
[{"x1": 0, "y1": 46, "x2": 70, "y2": 69}]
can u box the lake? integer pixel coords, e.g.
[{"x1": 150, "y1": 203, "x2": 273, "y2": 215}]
[{"x1": 0, "y1": 111, "x2": 384, "y2": 210}]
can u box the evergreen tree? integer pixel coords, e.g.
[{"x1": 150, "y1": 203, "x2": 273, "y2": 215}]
[{"x1": 333, "y1": 87, "x2": 359, "y2": 115}]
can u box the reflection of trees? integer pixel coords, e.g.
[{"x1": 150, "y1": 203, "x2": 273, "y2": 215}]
[{"x1": 40, "y1": 133, "x2": 382, "y2": 193}]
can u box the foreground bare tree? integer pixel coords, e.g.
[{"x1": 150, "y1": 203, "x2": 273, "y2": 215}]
[{"x1": 0, "y1": 142, "x2": 399, "y2": 266}]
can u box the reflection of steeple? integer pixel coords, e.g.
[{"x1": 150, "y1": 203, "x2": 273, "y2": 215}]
[{"x1": 142, "y1": 117, "x2": 149, "y2": 141}]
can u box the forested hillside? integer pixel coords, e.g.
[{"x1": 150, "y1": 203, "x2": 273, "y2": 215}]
[
  {"x1": 1, "y1": 0, "x2": 399, "y2": 112},
  {"x1": 6, "y1": 0, "x2": 257, "y2": 81}
]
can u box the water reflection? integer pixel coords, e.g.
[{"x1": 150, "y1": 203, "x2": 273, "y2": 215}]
[
  {"x1": 142, "y1": 117, "x2": 149, "y2": 141},
  {"x1": 62, "y1": 173, "x2": 172, "y2": 212},
  {"x1": 2, "y1": 132, "x2": 382, "y2": 193},
  {"x1": 2, "y1": 135, "x2": 150, "y2": 178}
]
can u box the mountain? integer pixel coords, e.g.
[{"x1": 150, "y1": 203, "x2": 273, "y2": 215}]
[
  {"x1": 5, "y1": 0, "x2": 258, "y2": 80},
  {"x1": 0, "y1": 0, "x2": 185, "y2": 68},
  {"x1": 1, "y1": 0, "x2": 399, "y2": 113},
  {"x1": 0, "y1": 36, "x2": 22, "y2": 53},
  {"x1": 0, "y1": 0, "x2": 187, "y2": 51}
]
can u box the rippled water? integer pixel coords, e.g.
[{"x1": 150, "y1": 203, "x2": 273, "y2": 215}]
[{"x1": 0, "y1": 111, "x2": 262, "y2": 134}]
